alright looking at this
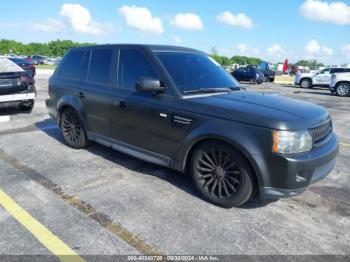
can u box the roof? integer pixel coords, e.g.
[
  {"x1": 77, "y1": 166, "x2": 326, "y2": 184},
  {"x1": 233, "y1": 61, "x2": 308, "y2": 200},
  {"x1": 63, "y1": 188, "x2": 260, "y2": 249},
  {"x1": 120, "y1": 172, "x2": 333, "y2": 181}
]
[{"x1": 71, "y1": 44, "x2": 203, "y2": 54}]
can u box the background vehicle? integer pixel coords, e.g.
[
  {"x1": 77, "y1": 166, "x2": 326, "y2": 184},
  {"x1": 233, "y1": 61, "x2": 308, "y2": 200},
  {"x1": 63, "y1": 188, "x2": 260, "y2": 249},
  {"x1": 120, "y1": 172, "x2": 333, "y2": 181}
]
[
  {"x1": 258, "y1": 62, "x2": 276, "y2": 82},
  {"x1": 31, "y1": 55, "x2": 47, "y2": 65},
  {"x1": 0, "y1": 57, "x2": 36, "y2": 111},
  {"x1": 8, "y1": 57, "x2": 36, "y2": 77},
  {"x1": 231, "y1": 65, "x2": 265, "y2": 84},
  {"x1": 46, "y1": 44, "x2": 338, "y2": 208},
  {"x1": 330, "y1": 73, "x2": 350, "y2": 97},
  {"x1": 295, "y1": 67, "x2": 350, "y2": 88}
]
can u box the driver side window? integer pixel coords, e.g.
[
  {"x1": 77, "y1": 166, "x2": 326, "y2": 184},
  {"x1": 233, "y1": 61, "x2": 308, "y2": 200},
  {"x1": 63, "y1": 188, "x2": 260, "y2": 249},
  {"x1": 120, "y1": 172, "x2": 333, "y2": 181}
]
[{"x1": 118, "y1": 49, "x2": 158, "y2": 90}]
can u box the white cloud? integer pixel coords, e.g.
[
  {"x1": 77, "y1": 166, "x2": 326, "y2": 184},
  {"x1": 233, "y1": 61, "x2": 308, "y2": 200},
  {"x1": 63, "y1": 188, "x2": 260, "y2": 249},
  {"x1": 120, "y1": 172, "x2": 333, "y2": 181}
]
[
  {"x1": 172, "y1": 35, "x2": 183, "y2": 44},
  {"x1": 305, "y1": 39, "x2": 321, "y2": 54},
  {"x1": 267, "y1": 44, "x2": 283, "y2": 55},
  {"x1": 300, "y1": 0, "x2": 350, "y2": 25},
  {"x1": 171, "y1": 13, "x2": 203, "y2": 30},
  {"x1": 33, "y1": 18, "x2": 65, "y2": 33},
  {"x1": 305, "y1": 40, "x2": 333, "y2": 57},
  {"x1": 60, "y1": 3, "x2": 112, "y2": 35},
  {"x1": 342, "y1": 44, "x2": 350, "y2": 57},
  {"x1": 236, "y1": 43, "x2": 259, "y2": 56},
  {"x1": 118, "y1": 5, "x2": 163, "y2": 35},
  {"x1": 216, "y1": 11, "x2": 253, "y2": 29}
]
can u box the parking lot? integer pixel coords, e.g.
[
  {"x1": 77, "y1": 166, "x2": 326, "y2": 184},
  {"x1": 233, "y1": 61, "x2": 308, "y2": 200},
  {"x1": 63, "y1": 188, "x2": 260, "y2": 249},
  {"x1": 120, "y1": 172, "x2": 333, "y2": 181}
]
[{"x1": 0, "y1": 73, "x2": 349, "y2": 260}]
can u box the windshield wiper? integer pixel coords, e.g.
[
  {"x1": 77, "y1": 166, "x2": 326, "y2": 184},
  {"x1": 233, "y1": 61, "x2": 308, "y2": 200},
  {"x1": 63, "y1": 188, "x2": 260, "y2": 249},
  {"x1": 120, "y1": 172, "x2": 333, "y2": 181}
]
[{"x1": 183, "y1": 87, "x2": 236, "y2": 94}]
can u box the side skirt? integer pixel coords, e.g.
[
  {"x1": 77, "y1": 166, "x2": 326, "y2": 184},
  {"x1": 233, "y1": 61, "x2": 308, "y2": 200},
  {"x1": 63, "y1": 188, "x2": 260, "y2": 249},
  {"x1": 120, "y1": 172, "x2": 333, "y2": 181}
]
[{"x1": 88, "y1": 132, "x2": 174, "y2": 169}]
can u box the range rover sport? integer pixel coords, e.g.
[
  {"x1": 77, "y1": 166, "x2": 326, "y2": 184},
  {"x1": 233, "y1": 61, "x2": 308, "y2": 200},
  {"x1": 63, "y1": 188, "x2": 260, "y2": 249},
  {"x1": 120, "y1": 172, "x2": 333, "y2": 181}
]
[{"x1": 46, "y1": 45, "x2": 339, "y2": 208}]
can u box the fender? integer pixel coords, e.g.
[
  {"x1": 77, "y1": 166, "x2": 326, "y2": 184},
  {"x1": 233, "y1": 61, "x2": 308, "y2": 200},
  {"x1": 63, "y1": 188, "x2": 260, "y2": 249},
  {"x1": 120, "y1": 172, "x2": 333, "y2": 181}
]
[
  {"x1": 174, "y1": 120, "x2": 272, "y2": 187},
  {"x1": 56, "y1": 95, "x2": 88, "y2": 131}
]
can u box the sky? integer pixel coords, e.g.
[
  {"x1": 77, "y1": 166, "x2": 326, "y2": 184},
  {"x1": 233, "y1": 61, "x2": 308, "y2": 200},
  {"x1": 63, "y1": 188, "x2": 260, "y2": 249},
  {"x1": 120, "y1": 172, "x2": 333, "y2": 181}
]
[{"x1": 1, "y1": 0, "x2": 350, "y2": 64}]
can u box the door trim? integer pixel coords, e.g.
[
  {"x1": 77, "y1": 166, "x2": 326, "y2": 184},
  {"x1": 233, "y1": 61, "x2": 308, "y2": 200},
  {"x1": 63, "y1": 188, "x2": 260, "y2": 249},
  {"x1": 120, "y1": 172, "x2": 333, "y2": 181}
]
[{"x1": 88, "y1": 132, "x2": 171, "y2": 167}]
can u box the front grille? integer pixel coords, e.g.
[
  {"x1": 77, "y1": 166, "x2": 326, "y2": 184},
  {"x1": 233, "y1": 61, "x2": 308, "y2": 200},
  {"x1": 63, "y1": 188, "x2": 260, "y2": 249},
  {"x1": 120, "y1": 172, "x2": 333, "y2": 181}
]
[{"x1": 309, "y1": 120, "x2": 332, "y2": 143}]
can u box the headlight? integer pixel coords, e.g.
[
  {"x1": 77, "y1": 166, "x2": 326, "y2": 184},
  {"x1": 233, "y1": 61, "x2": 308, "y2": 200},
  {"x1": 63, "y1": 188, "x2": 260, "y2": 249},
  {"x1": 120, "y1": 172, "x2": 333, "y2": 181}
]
[
  {"x1": 272, "y1": 130, "x2": 313, "y2": 154},
  {"x1": 256, "y1": 73, "x2": 259, "y2": 79}
]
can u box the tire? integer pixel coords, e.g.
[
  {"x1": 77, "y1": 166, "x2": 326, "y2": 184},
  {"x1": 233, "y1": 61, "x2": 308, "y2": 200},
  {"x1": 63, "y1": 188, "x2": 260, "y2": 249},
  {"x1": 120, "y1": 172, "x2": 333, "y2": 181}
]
[
  {"x1": 300, "y1": 78, "x2": 312, "y2": 89},
  {"x1": 249, "y1": 78, "x2": 257, "y2": 84},
  {"x1": 335, "y1": 82, "x2": 350, "y2": 97},
  {"x1": 189, "y1": 141, "x2": 255, "y2": 208},
  {"x1": 60, "y1": 108, "x2": 89, "y2": 148},
  {"x1": 264, "y1": 75, "x2": 270, "y2": 82},
  {"x1": 19, "y1": 99, "x2": 34, "y2": 112}
]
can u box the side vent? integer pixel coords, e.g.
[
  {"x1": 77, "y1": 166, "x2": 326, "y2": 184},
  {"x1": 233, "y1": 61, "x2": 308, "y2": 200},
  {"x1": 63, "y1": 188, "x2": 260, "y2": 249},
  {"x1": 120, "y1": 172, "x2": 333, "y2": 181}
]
[{"x1": 173, "y1": 115, "x2": 193, "y2": 128}]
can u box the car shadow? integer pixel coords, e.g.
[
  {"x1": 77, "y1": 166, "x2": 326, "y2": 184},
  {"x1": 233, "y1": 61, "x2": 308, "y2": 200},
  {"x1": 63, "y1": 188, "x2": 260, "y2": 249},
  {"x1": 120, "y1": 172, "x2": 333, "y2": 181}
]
[{"x1": 35, "y1": 118, "x2": 273, "y2": 209}]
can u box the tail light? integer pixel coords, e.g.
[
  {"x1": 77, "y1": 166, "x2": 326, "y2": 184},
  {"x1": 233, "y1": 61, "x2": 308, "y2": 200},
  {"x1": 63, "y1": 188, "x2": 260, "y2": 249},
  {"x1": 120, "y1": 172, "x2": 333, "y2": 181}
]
[{"x1": 20, "y1": 75, "x2": 34, "y2": 85}]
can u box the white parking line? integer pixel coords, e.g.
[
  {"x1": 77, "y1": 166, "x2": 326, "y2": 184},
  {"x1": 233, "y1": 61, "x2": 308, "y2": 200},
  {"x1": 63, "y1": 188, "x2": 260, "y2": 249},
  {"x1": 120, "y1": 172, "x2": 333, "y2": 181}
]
[{"x1": 0, "y1": 116, "x2": 10, "y2": 122}]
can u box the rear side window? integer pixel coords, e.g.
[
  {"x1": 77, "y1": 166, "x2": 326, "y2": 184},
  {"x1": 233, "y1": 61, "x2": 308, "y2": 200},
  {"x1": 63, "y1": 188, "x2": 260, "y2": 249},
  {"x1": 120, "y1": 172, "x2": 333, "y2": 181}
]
[
  {"x1": 332, "y1": 68, "x2": 345, "y2": 73},
  {"x1": 88, "y1": 49, "x2": 113, "y2": 85},
  {"x1": 59, "y1": 50, "x2": 86, "y2": 79},
  {"x1": 118, "y1": 49, "x2": 157, "y2": 90}
]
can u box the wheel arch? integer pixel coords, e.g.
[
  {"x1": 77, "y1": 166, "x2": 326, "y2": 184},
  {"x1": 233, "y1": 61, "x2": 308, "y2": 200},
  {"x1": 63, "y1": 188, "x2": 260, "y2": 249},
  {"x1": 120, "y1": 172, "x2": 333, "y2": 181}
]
[
  {"x1": 181, "y1": 135, "x2": 263, "y2": 192},
  {"x1": 300, "y1": 77, "x2": 312, "y2": 85},
  {"x1": 57, "y1": 95, "x2": 87, "y2": 129}
]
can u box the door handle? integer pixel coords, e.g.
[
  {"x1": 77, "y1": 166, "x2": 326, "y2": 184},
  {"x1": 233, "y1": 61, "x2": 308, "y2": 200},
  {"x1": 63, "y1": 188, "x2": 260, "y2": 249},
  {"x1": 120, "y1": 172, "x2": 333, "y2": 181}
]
[
  {"x1": 113, "y1": 100, "x2": 128, "y2": 109},
  {"x1": 75, "y1": 92, "x2": 85, "y2": 98}
]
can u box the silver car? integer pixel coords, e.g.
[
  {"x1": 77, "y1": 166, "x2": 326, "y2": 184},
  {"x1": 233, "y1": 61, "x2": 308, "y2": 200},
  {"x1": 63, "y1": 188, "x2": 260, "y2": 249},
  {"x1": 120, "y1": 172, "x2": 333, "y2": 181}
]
[{"x1": 295, "y1": 67, "x2": 350, "y2": 88}]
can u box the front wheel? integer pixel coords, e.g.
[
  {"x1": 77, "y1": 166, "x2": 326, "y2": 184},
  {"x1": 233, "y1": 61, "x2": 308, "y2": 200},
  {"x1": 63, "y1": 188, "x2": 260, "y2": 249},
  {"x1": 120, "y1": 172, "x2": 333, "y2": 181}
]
[
  {"x1": 300, "y1": 79, "x2": 312, "y2": 88},
  {"x1": 189, "y1": 141, "x2": 255, "y2": 208},
  {"x1": 335, "y1": 83, "x2": 350, "y2": 97},
  {"x1": 61, "y1": 108, "x2": 89, "y2": 148}
]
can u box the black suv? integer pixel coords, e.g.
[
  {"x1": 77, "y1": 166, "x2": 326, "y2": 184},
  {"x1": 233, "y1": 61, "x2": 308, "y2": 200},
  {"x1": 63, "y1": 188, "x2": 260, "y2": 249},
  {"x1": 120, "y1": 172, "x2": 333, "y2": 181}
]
[{"x1": 46, "y1": 45, "x2": 339, "y2": 208}]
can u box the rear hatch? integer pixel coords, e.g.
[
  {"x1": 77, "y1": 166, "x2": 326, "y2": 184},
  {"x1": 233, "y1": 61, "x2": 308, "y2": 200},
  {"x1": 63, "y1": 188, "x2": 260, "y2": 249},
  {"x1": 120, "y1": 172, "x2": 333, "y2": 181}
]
[
  {"x1": 0, "y1": 57, "x2": 27, "y2": 95},
  {"x1": 0, "y1": 72, "x2": 27, "y2": 95}
]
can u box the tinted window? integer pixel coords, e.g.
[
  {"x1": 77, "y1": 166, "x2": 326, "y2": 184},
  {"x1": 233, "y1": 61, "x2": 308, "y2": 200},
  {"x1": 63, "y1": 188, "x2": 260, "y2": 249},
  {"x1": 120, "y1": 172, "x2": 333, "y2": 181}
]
[
  {"x1": 59, "y1": 50, "x2": 85, "y2": 79},
  {"x1": 332, "y1": 68, "x2": 344, "y2": 73},
  {"x1": 88, "y1": 49, "x2": 113, "y2": 84},
  {"x1": 118, "y1": 49, "x2": 157, "y2": 90},
  {"x1": 345, "y1": 68, "x2": 350, "y2": 73},
  {"x1": 157, "y1": 52, "x2": 239, "y2": 93}
]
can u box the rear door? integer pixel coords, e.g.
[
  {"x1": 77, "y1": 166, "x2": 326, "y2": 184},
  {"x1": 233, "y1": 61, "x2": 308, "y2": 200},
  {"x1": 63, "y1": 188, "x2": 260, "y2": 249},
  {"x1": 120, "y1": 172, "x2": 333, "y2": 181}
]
[{"x1": 58, "y1": 48, "x2": 116, "y2": 137}]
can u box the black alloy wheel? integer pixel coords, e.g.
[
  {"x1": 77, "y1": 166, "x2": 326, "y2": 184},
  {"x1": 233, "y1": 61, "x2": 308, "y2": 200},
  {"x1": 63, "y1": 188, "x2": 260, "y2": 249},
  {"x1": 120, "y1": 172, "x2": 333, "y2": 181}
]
[
  {"x1": 190, "y1": 141, "x2": 254, "y2": 208},
  {"x1": 61, "y1": 108, "x2": 89, "y2": 148}
]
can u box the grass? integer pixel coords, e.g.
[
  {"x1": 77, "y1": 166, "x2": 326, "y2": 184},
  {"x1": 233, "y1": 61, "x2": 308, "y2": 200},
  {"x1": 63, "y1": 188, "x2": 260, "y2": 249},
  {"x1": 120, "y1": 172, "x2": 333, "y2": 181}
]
[{"x1": 36, "y1": 64, "x2": 57, "y2": 70}]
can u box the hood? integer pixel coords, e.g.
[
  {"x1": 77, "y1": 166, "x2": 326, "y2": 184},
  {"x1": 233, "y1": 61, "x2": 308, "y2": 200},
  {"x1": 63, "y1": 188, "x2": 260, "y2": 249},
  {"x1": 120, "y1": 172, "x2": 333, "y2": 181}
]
[{"x1": 184, "y1": 91, "x2": 329, "y2": 130}]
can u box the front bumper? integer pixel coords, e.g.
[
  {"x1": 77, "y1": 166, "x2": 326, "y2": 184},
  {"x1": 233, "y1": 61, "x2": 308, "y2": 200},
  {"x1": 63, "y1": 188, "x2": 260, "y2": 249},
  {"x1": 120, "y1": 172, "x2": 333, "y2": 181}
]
[{"x1": 256, "y1": 133, "x2": 339, "y2": 199}]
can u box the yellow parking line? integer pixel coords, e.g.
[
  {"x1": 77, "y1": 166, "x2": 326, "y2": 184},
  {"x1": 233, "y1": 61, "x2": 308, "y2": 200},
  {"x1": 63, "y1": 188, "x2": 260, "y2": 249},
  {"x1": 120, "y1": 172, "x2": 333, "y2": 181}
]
[
  {"x1": 340, "y1": 142, "x2": 350, "y2": 147},
  {"x1": 0, "y1": 189, "x2": 85, "y2": 262}
]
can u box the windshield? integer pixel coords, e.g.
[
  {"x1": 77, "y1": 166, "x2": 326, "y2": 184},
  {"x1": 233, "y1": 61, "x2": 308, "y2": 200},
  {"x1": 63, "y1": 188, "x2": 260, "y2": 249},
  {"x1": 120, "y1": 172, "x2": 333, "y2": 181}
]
[{"x1": 156, "y1": 52, "x2": 240, "y2": 93}]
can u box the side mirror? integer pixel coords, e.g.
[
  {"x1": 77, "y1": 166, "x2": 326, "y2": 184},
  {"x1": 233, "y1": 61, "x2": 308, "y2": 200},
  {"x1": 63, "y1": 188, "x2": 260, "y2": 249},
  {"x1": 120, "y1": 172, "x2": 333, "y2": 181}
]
[{"x1": 135, "y1": 77, "x2": 165, "y2": 94}]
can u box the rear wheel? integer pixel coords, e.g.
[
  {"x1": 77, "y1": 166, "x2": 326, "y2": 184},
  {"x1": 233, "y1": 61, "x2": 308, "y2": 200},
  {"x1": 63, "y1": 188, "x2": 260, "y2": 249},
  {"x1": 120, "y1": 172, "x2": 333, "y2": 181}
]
[
  {"x1": 264, "y1": 75, "x2": 270, "y2": 82},
  {"x1": 189, "y1": 141, "x2": 255, "y2": 208},
  {"x1": 300, "y1": 78, "x2": 312, "y2": 88},
  {"x1": 335, "y1": 82, "x2": 350, "y2": 97},
  {"x1": 61, "y1": 108, "x2": 89, "y2": 148}
]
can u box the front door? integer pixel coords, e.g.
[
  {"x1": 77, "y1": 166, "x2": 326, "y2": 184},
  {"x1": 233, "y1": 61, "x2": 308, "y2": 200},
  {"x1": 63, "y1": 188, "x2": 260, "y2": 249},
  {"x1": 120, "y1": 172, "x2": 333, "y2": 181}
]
[{"x1": 111, "y1": 48, "x2": 177, "y2": 158}]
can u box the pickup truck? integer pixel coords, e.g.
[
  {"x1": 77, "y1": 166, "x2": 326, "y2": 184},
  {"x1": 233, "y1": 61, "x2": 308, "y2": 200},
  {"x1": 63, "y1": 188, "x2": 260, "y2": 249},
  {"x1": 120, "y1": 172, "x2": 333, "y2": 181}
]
[{"x1": 330, "y1": 73, "x2": 350, "y2": 97}]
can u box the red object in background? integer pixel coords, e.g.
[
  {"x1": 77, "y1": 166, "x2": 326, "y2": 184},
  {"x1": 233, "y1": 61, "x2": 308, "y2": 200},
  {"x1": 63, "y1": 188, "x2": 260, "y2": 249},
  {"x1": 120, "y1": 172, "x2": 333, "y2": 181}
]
[{"x1": 283, "y1": 59, "x2": 288, "y2": 74}]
